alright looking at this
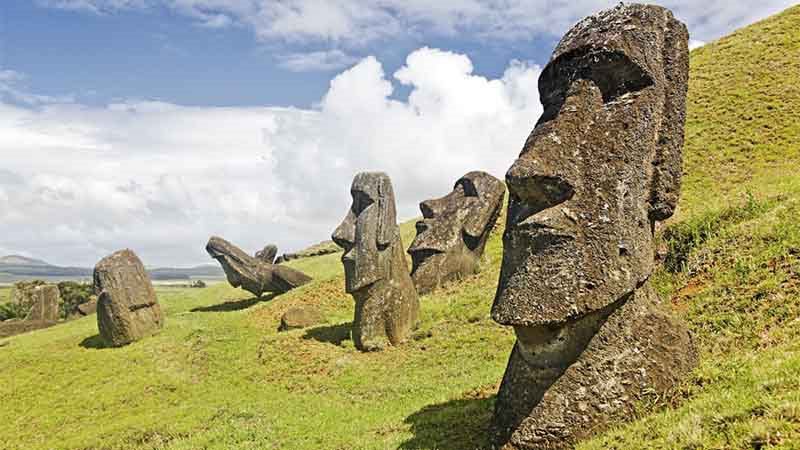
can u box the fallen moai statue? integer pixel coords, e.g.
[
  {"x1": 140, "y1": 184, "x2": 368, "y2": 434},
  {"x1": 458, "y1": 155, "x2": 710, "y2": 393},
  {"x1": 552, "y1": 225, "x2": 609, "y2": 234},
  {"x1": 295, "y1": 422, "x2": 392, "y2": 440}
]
[
  {"x1": 490, "y1": 4, "x2": 697, "y2": 448},
  {"x1": 408, "y1": 171, "x2": 505, "y2": 294},
  {"x1": 206, "y1": 236, "x2": 312, "y2": 297},
  {"x1": 95, "y1": 249, "x2": 164, "y2": 347},
  {"x1": 332, "y1": 172, "x2": 419, "y2": 351},
  {"x1": 255, "y1": 244, "x2": 278, "y2": 264}
]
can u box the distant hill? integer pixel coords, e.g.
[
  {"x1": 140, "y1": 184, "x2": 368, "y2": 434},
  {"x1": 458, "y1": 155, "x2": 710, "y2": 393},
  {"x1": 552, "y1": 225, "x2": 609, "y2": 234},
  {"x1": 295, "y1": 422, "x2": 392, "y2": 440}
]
[
  {"x1": 0, "y1": 255, "x2": 224, "y2": 282},
  {"x1": 0, "y1": 255, "x2": 50, "y2": 266},
  {"x1": 148, "y1": 265, "x2": 225, "y2": 281}
]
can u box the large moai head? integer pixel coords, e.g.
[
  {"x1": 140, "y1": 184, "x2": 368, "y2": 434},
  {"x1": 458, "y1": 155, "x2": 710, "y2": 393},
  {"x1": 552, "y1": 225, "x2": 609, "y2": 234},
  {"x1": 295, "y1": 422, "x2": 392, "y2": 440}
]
[
  {"x1": 408, "y1": 171, "x2": 505, "y2": 294},
  {"x1": 332, "y1": 172, "x2": 400, "y2": 294},
  {"x1": 490, "y1": 4, "x2": 691, "y2": 447},
  {"x1": 492, "y1": 3, "x2": 689, "y2": 329}
]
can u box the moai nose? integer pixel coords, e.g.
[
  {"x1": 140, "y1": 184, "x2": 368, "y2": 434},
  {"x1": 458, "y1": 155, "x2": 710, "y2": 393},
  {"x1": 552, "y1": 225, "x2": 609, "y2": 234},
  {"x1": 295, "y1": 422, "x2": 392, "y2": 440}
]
[
  {"x1": 419, "y1": 197, "x2": 445, "y2": 219},
  {"x1": 506, "y1": 158, "x2": 573, "y2": 213},
  {"x1": 332, "y1": 215, "x2": 356, "y2": 251}
]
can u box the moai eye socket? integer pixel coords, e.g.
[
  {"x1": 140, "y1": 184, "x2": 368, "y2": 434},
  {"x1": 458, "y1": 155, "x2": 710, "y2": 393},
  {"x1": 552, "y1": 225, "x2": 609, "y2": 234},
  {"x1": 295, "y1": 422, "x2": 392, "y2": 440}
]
[
  {"x1": 351, "y1": 190, "x2": 375, "y2": 216},
  {"x1": 537, "y1": 50, "x2": 655, "y2": 125},
  {"x1": 457, "y1": 178, "x2": 479, "y2": 198}
]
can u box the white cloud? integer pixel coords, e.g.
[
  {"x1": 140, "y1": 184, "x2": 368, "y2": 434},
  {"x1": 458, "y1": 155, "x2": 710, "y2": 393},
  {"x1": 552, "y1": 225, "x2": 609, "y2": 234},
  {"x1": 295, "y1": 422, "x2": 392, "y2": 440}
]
[
  {"x1": 689, "y1": 39, "x2": 707, "y2": 50},
  {"x1": 278, "y1": 49, "x2": 359, "y2": 72},
  {"x1": 0, "y1": 48, "x2": 541, "y2": 267},
  {"x1": 37, "y1": 0, "x2": 799, "y2": 47}
]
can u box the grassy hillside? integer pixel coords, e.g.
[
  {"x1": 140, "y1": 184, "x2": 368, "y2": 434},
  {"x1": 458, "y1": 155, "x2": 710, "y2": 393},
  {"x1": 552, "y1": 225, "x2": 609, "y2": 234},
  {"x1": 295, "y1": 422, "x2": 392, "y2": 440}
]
[{"x1": 2, "y1": 6, "x2": 800, "y2": 450}]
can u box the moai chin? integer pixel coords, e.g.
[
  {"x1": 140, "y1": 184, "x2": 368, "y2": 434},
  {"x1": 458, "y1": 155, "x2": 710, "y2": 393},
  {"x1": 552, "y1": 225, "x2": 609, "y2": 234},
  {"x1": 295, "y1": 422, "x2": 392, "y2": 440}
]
[
  {"x1": 408, "y1": 171, "x2": 505, "y2": 295},
  {"x1": 332, "y1": 172, "x2": 420, "y2": 351},
  {"x1": 490, "y1": 4, "x2": 697, "y2": 448}
]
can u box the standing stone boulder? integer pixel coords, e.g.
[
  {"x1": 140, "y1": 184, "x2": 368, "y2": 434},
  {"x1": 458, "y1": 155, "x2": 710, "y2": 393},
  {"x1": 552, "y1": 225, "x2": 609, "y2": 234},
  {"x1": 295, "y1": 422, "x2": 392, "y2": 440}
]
[
  {"x1": 408, "y1": 171, "x2": 505, "y2": 294},
  {"x1": 332, "y1": 172, "x2": 419, "y2": 351},
  {"x1": 206, "y1": 237, "x2": 312, "y2": 298},
  {"x1": 490, "y1": 4, "x2": 696, "y2": 449},
  {"x1": 94, "y1": 249, "x2": 164, "y2": 347},
  {"x1": 278, "y1": 306, "x2": 326, "y2": 331},
  {"x1": 255, "y1": 244, "x2": 278, "y2": 264},
  {"x1": 24, "y1": 284, "x2": 61, "y2": 322}
]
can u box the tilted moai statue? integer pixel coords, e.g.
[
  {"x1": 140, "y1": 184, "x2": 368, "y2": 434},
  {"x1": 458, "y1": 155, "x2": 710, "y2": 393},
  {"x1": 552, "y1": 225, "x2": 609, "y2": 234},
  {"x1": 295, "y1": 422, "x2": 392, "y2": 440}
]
[
  {"x1": 408, "y1": 171, "x2": 505, "y2": 294},
  {"x1": 95, "y1": 249, "x2": 164, "y2": 347},
  {"x1": 490, "y1": 4, "x2": 697, "y2": 449},
  {"x1": 332, "y1": 172, "x2": 420, "y2": 351},
  {"x1": 206, "y1": 236, "x2": 312, "y2": 297}
]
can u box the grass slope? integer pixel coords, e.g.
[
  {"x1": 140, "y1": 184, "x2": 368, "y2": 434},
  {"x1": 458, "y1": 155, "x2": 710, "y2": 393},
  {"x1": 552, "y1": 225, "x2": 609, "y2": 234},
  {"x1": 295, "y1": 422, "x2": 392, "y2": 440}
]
[{"x1": 2, "y1": 6, "x2": 800, "y2": 450}]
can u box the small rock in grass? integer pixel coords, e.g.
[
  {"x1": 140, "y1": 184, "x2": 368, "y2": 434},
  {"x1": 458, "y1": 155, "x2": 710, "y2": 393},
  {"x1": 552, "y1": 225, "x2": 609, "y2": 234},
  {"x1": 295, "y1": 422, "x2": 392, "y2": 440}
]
[{"x1": 278, "y1": 306, "x2": 325, "y2": 332}]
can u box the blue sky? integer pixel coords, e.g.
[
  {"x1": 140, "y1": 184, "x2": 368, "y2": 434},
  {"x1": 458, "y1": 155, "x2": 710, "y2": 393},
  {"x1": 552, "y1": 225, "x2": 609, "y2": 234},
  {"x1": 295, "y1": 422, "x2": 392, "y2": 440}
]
[
  {"x1": 0, "y1": 0, "x2": 796, "y2": 267},
  {"x1": 2, "y1": 1, "x2": 557, "y2": 107}
]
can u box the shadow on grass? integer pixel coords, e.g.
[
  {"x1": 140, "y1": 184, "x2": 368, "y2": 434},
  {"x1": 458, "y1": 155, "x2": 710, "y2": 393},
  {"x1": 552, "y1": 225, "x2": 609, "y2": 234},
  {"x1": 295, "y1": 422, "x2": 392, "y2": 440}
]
[
  {"x1": 302, "y1": 322, "x2": 352, "y2": 346},
  {"x1": 191, "y1": 293, "x2": 278, "y2": 313},
  {"x1": 79, "y1": 334, "x2": 108, "y2": 349},
  {"x1": 400, "y1": 395, "x2": 495, "y2": 450}
]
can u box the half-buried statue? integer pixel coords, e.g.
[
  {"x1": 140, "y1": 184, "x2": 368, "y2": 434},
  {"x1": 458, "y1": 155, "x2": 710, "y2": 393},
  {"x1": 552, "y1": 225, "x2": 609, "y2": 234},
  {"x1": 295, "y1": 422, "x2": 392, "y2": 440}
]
[
  {"x1": 408, "y1": 171, "x2": 505, "y2": 294},
  {"x1": 206, "y1": 236, "x2": 312, "y2": 297},
  {"x1": 95, "y1": 249, "x2": 164, "y2": 347},
  {"x1": 332, "y1": 172, "x2": 419, "y2": 351},
  {"x1": 490, "y1": 4, "x2": 697, "y2": 449}
]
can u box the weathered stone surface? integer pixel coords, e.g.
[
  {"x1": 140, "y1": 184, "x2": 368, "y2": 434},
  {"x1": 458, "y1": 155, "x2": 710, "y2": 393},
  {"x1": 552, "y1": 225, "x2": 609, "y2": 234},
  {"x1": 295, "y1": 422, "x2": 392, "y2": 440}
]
[
  {"x1": 206, "y1": 236, "x2": 312, "y2": 297},
  {"x1": 11, "y1": 281, "x2": 60, "y2": 321},
  {"x1": 332, "y1": 172, "x2": 419, "y2": 351},
  {"x1": 25, "y1": 284, "x2": 61, "y2": 322},
  {"x1": 255, "y1": 244, "x2": 278, "y2": 264},
  {"x1": 11, "y1": 280, "x2": 46, "y2": 311},
  {"x1": 278, "y1": 306, "x2": 325, "y2": 331},
  {"x1": 95, "y1": 249, "x2": 164, "y2": 347},
  {"x1": 408, "y1": 171, "x2": 505, "y2": 294},
  {"x1": 274, "y1": 241, "x2": 340, "y2": 264},
  {"x1": 490, "y1": 4, "x2": 696, "y2": 449}
]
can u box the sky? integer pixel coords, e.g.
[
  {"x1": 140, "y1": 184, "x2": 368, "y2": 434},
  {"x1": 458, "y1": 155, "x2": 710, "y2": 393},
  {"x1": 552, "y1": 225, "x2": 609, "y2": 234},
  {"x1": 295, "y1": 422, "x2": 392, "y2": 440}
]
[{"x1": 0, "y1": 0, "x2": 795, "y2": 268}]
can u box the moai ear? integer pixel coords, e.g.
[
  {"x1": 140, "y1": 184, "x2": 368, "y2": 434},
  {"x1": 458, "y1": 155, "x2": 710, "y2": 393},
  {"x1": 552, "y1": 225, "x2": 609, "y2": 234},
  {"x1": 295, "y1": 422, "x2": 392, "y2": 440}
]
[
  {"x1": 649, "y1": 15, "x2": 689, "y2": 222},
  {"x1": 376, "y1": 175, "x2": 398, "y2": 247}
]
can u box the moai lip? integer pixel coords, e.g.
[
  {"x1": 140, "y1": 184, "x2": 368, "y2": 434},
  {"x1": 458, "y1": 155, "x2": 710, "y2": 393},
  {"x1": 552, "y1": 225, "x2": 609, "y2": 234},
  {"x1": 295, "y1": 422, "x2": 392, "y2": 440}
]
[{"x1": 490, "y1": 4, "x2": 698, "y2": 449}]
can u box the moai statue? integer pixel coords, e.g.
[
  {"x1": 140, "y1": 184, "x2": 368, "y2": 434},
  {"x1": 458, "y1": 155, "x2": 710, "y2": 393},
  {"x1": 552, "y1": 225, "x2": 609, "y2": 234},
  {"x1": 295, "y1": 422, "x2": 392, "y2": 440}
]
[
  {"x1": 332, "y1": 172, "x2": 419, "y2": 351},
  {"x1": 206, "y1": 236, "x2": 312, "y2": 297},
  {"x1": 408, "y1": 171, "x2": 505, "y2": 294},
  {"x1": 490, "y1": 4, "x2": 697, "y2": 449},
  {"x1": 255, "y1": 244, "x2": 278, "y2": 264},
  {"x1": 95, "y1": 249, "x2": 164, "y2": 347}
]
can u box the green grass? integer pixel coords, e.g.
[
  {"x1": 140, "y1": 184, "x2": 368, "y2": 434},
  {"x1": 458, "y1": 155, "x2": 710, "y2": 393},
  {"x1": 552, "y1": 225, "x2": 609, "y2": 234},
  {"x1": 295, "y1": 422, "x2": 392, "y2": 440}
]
[
  {"x1": 0, "y1": 287, "x2": 10, "y2": 303},
  {"x1": 3, "y1": 5, "x2": 800, "y2": 450}
]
